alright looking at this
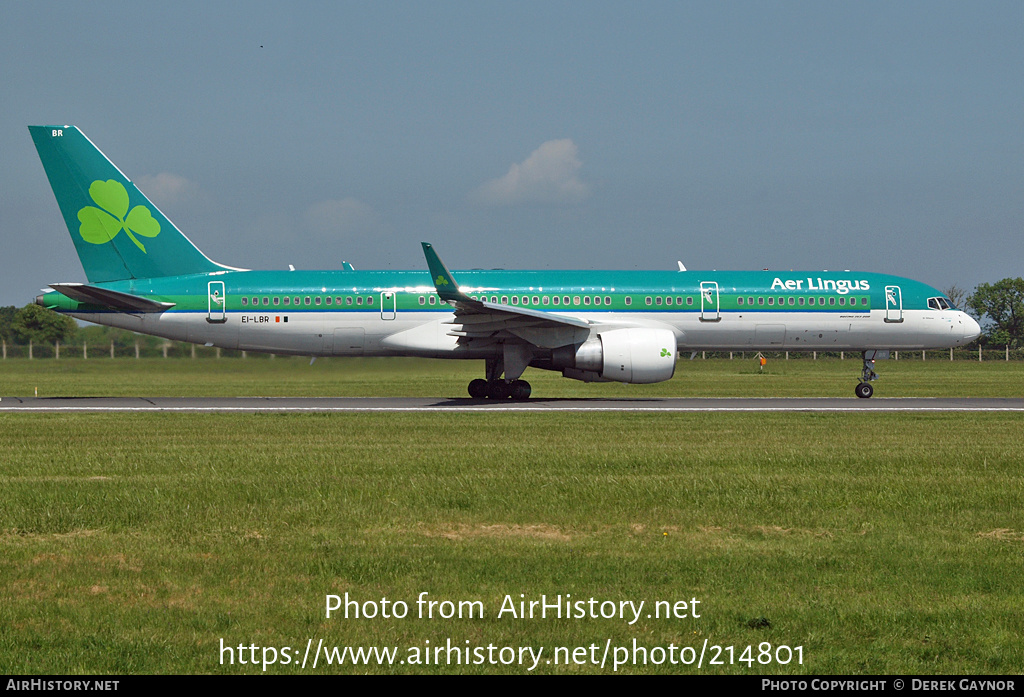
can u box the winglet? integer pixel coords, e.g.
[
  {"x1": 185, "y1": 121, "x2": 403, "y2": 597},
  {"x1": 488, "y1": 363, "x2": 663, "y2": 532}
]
[
  {"x1": 421, "y1": 242, "x2": 466, "y2": 303},
  {"x1": 420, "y1": 242, "x2": 591, "y2": 330}
]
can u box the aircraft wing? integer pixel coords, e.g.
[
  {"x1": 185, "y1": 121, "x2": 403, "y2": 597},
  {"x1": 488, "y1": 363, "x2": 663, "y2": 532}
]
[
  {"x1": 422, "y1": 243, "x2": 591, "y2": 348},
  {"x1": 49, "y1": 283, "x2": 175, "y2": 313}
]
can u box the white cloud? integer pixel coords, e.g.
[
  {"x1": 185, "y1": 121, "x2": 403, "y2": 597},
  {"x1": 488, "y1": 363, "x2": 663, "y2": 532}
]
[
  {"x1": 474, "y1": 139, "x2": 590, "y2": 205},
  {"x1": 135, "y1": 173, "x2": 199, "y2": 206},
  {"x1": 304, "y1": 198, "x2": 379, "y2": 238}
]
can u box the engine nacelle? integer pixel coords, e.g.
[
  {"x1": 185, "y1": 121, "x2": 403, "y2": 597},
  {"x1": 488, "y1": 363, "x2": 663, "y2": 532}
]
[{"x1": 553, "y1": 328, "x2": 677, "y2": 384}]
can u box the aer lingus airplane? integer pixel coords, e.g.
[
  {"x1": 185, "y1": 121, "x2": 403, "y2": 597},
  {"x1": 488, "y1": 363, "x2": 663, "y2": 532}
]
[{"x1": 29, "y1": 125, "x2": 981, "y2": 399}]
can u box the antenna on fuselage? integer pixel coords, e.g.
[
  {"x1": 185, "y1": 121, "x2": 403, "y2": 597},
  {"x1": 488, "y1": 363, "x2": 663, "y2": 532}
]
[{"x1": 677, "y1": 261, "x2": 686, "y2": 271}]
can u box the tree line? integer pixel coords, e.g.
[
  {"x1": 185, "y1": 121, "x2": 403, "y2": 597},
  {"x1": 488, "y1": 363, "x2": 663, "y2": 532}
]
[
  {"x1": 2, "y1": 277, "x2": 1023, "y2": 348},
  {"x1": 0, "y1": 304, "x2": 162, "y2": 350},
  {"x1": 956, "y1": 278, "x2": 1024, "y2": 348}
]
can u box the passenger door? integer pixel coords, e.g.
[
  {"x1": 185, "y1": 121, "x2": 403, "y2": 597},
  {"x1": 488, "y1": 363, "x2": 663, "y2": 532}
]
[
  {"x1": 207, "y1": 280, "x2": 226, "y2": 323},
  {"x1": 380, "y1": 291, "x2": 396, "y2": 320},
  {"x1": 700, "y1": 281, "x2": 720, "y2": 322},
  {"x1": 885, "y1": 285, "x2": 903, "y2": 323}
]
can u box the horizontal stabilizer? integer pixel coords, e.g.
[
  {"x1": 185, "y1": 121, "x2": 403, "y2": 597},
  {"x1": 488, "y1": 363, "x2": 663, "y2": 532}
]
[{"x1": 49, "y1": 283, "x2": 175, "y2": 313}]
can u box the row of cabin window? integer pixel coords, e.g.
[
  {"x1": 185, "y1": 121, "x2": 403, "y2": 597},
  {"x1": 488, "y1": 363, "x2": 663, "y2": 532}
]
[
  {"x1": 736, "y1": 296, "x2": 868, "y2": 307},
  {"x1": 239, "y1": 293, "x2": 868, "y2": 309},
  {"x1": 464, "y1": 294, "x2": 868, "y2": 308},
  {"x1": 642, "y1": 295, "x2": 867, "y2": 307},
  {"x1": 240, "y1": 295, "x2": 374, "y2": 307},
  {"x1": 470, "y1": 295, "x2": 615, "y2": 307}
]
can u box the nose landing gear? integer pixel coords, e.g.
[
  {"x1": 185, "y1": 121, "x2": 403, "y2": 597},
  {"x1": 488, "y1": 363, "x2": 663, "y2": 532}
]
[{"x1": 856, "y1": 352, "x2": 881, "y2": 398}]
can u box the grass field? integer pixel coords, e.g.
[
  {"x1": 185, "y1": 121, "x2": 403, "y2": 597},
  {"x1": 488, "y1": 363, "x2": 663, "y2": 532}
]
[{"x1": 1, "y1": 359, "x2": 1022, "y2": 674}]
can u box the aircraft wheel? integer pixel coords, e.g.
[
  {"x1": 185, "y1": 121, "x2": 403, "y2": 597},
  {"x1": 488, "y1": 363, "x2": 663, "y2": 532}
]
[
  {"x1": 468, "y1": 379, "x2": 488, "y2": 399},
  {"x1": 488, "y1": 380, "x2": 511, "y2": 400},
  {"x1": 855, "y1": 382, "x2": 873, "y2": 399},
  {"x1": 510, "y1": 380, "x2": 532, "y2": 401}
]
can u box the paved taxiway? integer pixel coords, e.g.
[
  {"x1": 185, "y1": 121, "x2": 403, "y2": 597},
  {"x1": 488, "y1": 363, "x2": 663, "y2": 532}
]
[{"x1": 1, "y1": 397, "x2": 1022, "y2": 412}]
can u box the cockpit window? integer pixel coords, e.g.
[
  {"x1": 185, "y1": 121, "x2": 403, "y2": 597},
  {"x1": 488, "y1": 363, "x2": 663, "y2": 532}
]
[{"x1": 928, "y1": 297, "x2": 952, "y2": 311}]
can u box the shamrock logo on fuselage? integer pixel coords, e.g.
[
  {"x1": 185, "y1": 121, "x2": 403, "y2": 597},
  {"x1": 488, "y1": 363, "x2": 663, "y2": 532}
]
[{"x1": 77, "y1": 180, "x2": 161, "y2": 253}]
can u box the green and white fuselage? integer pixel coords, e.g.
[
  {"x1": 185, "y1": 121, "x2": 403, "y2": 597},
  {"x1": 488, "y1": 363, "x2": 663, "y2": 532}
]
[
  {"x1": 39, "y1": 268, "x2": 976, "y2": 356},
  {"x1": 29, "y1": 125, "x2": 980, "y2": 397}
]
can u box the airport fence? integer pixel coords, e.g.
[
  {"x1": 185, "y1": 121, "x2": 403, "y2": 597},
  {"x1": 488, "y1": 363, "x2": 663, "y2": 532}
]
[
  {"x1": 0, "y1": 340, "x2": 275, "y2": 360},
  {"x1": 1, "y1": 341, "x2": 1022, "y2": 362}
]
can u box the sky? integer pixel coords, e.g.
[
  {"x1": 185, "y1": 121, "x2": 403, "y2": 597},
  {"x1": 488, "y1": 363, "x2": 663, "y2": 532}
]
[{"x1": 1, "y1": 1, "x2": 1021, "y2": 307}]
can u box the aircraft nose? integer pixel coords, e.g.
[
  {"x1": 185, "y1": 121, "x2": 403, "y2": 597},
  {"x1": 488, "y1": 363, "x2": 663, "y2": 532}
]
[{"x1": 962, "y1": 313, "x2": 981, "y2": 342}]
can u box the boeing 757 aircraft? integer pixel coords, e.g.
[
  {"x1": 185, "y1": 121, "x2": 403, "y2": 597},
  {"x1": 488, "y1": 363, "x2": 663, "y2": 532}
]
[{"x1": 29, "y1": 126, "x2": 980, "y2": 399}]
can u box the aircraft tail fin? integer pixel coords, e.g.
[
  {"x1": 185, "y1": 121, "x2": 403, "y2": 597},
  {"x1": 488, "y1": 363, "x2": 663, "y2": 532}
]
[{"x1": 29, "y1": 125, "x2": 227, "y2": 282}]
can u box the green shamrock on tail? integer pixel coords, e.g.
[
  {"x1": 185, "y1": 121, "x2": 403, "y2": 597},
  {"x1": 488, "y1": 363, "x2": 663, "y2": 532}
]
[
  {"x1": 435, "y1": 275, "x2": 449, "y2": 286},
  {"x1": 77, "y1": 180, "x2": 160, "y2": 253}
]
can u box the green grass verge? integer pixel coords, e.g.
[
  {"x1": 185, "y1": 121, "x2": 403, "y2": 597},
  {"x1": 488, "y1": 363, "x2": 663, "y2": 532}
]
[
  {"x1": 2, "y1": 412, "x2": 1022, "y2": 674},
  {"x1": 1, "y1": 355, "x2": 1022, "y2": 398}
]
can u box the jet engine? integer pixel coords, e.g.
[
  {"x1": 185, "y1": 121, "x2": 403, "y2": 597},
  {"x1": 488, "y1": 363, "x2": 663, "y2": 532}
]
[{"x1": 552, "y1": 328, "x2": 677, "y2": 384}]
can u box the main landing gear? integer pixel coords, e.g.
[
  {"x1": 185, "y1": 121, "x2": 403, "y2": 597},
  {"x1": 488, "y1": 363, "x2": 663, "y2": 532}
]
[
  {"x1": 856, "y1": 353, "x2": 880, "y2": 399},
  {"x1": 468, "y1": 355, "x2": 532, "y2": 400},
  {"x1": 468, "y1": 378, "x2": 532, "y2": 400}
]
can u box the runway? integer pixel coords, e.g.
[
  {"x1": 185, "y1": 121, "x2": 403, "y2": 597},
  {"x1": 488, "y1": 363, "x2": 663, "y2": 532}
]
[{"x1": 1, "y1": 396, "x2": 1023, "y2": 412}]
